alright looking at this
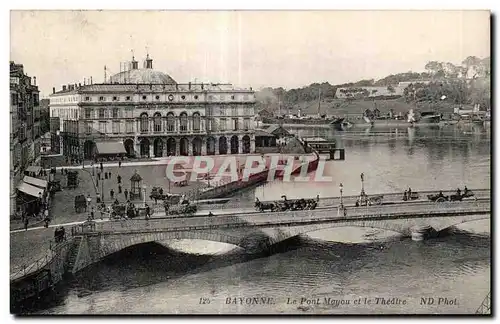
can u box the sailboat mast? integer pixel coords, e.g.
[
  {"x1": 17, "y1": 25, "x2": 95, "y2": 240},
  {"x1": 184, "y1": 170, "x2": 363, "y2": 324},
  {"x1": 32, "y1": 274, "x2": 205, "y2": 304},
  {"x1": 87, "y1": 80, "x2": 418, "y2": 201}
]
[{"x1": 318, "y1": 88, "x2": 321, "y2": 117}]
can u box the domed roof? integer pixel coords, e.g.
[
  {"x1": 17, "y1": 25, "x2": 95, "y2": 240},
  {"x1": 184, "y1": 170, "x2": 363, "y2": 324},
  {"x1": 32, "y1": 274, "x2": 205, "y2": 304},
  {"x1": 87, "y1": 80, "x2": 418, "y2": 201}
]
[{"x1": 110, "y1": 68, "x2": 177, "y2": 85}]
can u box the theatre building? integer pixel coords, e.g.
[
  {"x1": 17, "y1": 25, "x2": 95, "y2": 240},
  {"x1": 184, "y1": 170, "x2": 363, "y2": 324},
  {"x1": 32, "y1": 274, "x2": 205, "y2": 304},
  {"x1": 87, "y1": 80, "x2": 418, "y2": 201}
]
[{"x1": 49, "y1": 54, "x2": 256, "y2": 160}]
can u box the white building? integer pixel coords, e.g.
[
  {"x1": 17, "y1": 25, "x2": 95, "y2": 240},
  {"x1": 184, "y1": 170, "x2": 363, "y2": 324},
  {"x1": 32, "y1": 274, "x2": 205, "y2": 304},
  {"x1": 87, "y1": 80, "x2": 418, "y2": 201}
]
[{"x1": 49, "y1": 54, "x2": 257, "y2": 159}]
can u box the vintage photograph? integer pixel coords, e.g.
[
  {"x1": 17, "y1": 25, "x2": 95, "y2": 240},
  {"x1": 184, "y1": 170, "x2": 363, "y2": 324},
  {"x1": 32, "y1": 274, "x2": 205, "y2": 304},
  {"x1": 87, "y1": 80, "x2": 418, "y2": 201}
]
[{"x1": 9, "y1": 10, "x2": 491, "y2": 315}]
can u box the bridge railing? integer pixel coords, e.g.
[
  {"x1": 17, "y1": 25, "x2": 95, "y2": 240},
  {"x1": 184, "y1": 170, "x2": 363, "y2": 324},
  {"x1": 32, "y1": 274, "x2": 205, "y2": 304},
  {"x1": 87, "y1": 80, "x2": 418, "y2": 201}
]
[
  {"x1": 10, "y1": 239, "x2": 71, "y2": 282},
  {"x1": 79, "y1": 200, "x2": 490, "y2": 234}
]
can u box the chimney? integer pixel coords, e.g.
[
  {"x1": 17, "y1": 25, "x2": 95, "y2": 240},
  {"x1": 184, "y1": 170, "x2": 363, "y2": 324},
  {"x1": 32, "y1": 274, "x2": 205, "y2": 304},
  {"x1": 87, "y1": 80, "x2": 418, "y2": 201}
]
[
  {"x1": 52, "y1": 87, "x2": 55, "y2": 94},
  {"x1": 33, "y1": 77, "x2": 37, "y2": 86},
  {"x1": 201, "y1": 83, "x2": 204, "y2": 90},
  {"x1": 78, "y1": 83, "x2": 81, "y2": 88},
  {"x1": 145, "y1": 54, "x2": 153, "y2": 69},
  {"x1": 189, "y1": 82, "x2": 191, "y2": 90},
  {"x1": 90, "y1": 76, "x2": 93, "y2": 84},
  {"x1": 62, "y1": 85, "x2": 67, "y2": 91},
  {"x1": 131, "y1": 56, "x2": 138, "y2": 70}
]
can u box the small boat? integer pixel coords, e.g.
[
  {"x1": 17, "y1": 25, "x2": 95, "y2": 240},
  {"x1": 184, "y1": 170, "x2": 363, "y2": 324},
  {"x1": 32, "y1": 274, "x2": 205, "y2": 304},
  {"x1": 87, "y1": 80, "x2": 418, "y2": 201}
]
[{"x1": 330, "y1": 117, "x2": 353, "y2": 131}]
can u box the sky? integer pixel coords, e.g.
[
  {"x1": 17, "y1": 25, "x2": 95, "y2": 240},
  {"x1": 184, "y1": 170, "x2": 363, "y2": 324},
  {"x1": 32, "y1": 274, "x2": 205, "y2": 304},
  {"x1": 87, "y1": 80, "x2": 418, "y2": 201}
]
[{"x1": 10, "y1": 10, "x2": 490, "y2": 97}]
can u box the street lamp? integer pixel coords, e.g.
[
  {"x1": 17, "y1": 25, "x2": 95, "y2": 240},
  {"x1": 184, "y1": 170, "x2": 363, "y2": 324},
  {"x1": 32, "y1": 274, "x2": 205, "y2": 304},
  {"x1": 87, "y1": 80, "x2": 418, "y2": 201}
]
[
  {"x1": 339, "y1": 183, "x2": 344, "y2": 208},
  {"x1": 360, "y1": 172, "x2": 365, "y2": 195},
  {"x1": 142, "y1": 184, "x2": 147, "y2": 207}
]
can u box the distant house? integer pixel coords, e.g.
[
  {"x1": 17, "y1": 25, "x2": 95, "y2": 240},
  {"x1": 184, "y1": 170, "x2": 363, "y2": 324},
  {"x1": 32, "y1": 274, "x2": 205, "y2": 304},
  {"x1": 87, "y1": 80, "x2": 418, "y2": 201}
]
[
  {"x1": 258, "y1": 109, "x2": 274, "y2": 118},
  {"x1": 259, "y1": 124, "x2": 291, "y2": 139},
  {"x1": 335, "y1": 86, "x2": 404, "y2": 99}
]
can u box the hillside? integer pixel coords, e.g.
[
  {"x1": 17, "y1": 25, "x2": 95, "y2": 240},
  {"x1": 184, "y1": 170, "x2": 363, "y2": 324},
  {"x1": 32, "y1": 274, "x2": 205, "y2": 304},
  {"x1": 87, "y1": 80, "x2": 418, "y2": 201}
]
[{"x1": 256, "y1": 55, "x2": 490, "y2": 116}]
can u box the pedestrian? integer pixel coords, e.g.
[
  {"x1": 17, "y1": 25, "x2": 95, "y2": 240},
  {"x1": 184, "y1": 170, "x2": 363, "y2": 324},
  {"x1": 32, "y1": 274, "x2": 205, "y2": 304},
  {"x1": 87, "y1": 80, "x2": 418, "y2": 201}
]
[
  {"x1": 110, "y1": 189, "x2": 114, "y2": 200},
  {"x1": 99, "y1": 202, "x2": 106, "y2": 220},
  {"x1": 109, "y1": 171, "x2": 112, "y2": 178},
  {"x1": 24, "y1": 217, "x2": 29, "y2": 231},
  {"x1": 90, "y1": 207, "x2": 95, "y2": 220},
  {"x1": 403, "y1": 190, "x2": 408, "y2": 201},
  {"x1": 117, "y1": 175, "x2": 121, "y2": 184},
  {"x1": 118, "y1": 160, "x2": 122, "y2": 168},
  {"x1": 408, "y1": 187, "x2": 412, "y2": 197},
  {"x1": 118, "y1": 185, "x2": 122, "y2": 194},
  {"x1": 105, "y1": 172, "x2": 108, "y2": 180},
  {"x1": 124, "y1": 189, "x2": 128, "y2": 200},
  {"x1": 145, "y1": 203, "x2": 151, "y2": 220},
  {"x1": 100, "y1": 162, "x2": 103, "y2": 172},
  {"x1": 98, "y1": 172, "x2": 101, "y2": 180}
]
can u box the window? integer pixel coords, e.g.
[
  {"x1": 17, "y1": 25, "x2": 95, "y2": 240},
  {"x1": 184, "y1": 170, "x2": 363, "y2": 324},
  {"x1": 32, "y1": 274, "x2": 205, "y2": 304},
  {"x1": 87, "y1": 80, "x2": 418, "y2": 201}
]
[
  {"x1": 140, "y1": 113, "x2": 148, "y2": 132},
  {"x1": 193, "y1": 113, "x2": 201, "y2": 132},
  {"x1": 153, "y1": 113, "x2": 162, "y2": 132},
  {"x1": 98, "y1": 121, "x2": 107, "y2": 133},
  {"x1": 98, "y1": 109, "x2": 105, "y2": 118},
  {"x1": 208, "y1": 95, "x2": 213, "y2": 101},
  {"x1": 232, "y1": 118, "x2": 239, "y2": 131},
  {"x1": 231, "y1": 95, "x2": 235, "y2": 100},
  {"x1": 243, "y1": 118, "x2": 250, "y2": 131},
  {"x1": 11, "y1": 93, "x2": 18, "y2": 106},
  {"x1": 181, "y1": 95, "x2": 186, "y2": 100},
  {"x1": 231, "y1": 106, "x2": 237, "y2": 116},
  {"x1": 99, "y1": 96, "x2": 104, "y2": 101},
  {"x1": 126, "y1": 96, "x2": 131, "y2": 101},
  {"x1": 112, "y1": 96, "x2": 118, "y2": 101},
  {"x1": 179, "y1": 113, "x2": 188, "y2": 132},
  {"x1": 126, "y1": 120, "x2": 134, "y2": 133},
  {"x1": 194, "y1": 95, "x2": 199, "y2": 100},
  {"x1": 112, "y1": 121, "x2": 120, "y2": 134},
  {"x1": 142, "y1": 95, "x2": 147, "y2": 100},
  {"x1": 220, "y1": 107, "x2": 226, "y2": 116},
  {"x1": 167, "y1": 113, "x2": 175, "y2": 132},
  {"x1": 85, "y1": 122, "x2": 93, "y2": 134},
  {"x1": 155, "y1": 95, "x2": 160, "y2": 100},
  {"x1": 219, "y1": 118, "x2": 226, "y2": 131},
  {"x1": 85, "y1": 96, "x2": 91, "y2": 101},
  {"x1": 126, "y1": 108, "x2": 133, "y2": 118},
  {"x1": 112, "y1": 108, "x2": 119, "y2": 118}
]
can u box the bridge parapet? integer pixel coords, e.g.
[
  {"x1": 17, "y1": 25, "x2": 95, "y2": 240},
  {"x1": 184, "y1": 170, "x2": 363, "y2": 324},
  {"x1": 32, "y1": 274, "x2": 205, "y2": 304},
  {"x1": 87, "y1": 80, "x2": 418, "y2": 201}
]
[{"x1": 79, "y1": 200, "x2": 490, "y2": 235}]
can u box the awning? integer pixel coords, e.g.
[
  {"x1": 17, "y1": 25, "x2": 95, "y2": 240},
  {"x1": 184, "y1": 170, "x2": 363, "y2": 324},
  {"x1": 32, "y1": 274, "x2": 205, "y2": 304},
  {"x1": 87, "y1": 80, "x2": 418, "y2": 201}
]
[
  {"x1": 23, "y1": 176, "x2": 48, "y2": 189},
  {"x1": 95, "y1": 141, "x2": 127, "y2": 155},
  {"x1": 25, "y1": 166, "x2": 42, "y2": 174},
  {"x1": 17, "y1": 181, "x2": 44, "y2": 198}
]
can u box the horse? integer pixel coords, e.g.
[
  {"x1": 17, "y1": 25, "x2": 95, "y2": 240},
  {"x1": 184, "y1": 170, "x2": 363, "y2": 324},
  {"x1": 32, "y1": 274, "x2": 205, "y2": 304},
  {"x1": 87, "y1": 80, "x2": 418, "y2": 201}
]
[{"x1": 255, "y1": 199, "x2": 275, "y2": 212}]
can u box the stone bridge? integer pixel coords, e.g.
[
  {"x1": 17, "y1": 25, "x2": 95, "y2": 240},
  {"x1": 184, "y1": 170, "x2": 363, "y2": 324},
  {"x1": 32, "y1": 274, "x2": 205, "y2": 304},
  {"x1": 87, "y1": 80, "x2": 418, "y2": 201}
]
[{"x1": 68, "y1": 200, "x2": 490, "y2": 274}]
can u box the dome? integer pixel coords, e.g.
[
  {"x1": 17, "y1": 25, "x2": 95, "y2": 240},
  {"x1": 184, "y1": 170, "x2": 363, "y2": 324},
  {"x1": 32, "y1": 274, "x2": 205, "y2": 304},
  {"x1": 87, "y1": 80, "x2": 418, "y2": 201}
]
[{"x1": 110, "y1": 68, "x2": 177, "y2": 84}]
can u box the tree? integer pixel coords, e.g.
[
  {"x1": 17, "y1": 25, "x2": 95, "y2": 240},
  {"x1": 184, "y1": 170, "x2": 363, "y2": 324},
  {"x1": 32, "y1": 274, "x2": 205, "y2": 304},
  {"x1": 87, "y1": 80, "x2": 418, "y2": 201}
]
[
  {"x1": 387, "y1": 85, "x2": 395, "y2": 93},
  {"x1": 425, "y1": 61, "x2": 444, "y2": 76}
]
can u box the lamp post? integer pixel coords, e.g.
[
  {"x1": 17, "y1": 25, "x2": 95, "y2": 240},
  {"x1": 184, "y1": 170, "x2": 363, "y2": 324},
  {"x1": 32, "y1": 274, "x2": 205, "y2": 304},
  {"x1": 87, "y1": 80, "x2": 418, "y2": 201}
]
[
  {"x1": 360, "y1": 172, "x2": 365, "y2": 195},
  {"x1": 339, "y1": 183, "x2": 344, "y2": 208},
  {"x1": 142, "y1": 184, "x2": 147, "y2": 207}
]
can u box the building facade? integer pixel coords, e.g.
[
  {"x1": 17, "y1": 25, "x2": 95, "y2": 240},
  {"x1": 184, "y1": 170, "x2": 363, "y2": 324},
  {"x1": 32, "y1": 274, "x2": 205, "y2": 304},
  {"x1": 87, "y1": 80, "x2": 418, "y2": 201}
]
[
  {"x1": 49, "y1": 55, "x2": 256, "y2": 160},
  {"x1": 10, "y1": 61, "x2": 41, "y2": 216}
]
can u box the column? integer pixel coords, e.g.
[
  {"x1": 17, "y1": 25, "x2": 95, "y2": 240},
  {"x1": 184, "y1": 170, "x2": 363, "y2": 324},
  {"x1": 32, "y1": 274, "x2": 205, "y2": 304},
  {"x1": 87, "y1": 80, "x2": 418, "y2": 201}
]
[
  {"x1": 227, "y1": 140, "x2": 232, "y2": 155},
  {"x1": 149, "y1": 142, "x2": 154, "y2": 158},
  {"x1": 201, "y1": 139, "x2": 207, "y2": 156},
  {"x1": 175, "y1": 139, "x2": 180, "y2": 156},
  {"x1": 250, "y1": 136, "x2": 256, "y2": 153},
  {"x1": 215, "y1": 137, "x2": 219, "y2": 155},
  {"x1": 238, "y1": 136, "x2": 243, "y2": 154},
  {"x1": 162, "y1": 138, "x2": 168, "y2": 157},
  {"x1": 188, "y1": 138, "x2": 193, "y2": 156}
]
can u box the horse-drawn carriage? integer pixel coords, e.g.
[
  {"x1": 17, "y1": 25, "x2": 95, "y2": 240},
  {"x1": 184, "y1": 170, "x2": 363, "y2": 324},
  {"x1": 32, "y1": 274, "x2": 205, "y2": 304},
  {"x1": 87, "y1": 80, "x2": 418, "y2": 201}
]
[
  {"x1": 149, "y1": 186, "x2": 167, "y2": 202},
  {"x1": 355, "y1": 191, "x2": 383, "y2": 207},
  {"x1": 403, "y1": 191, "x2": 419, "y2": 201},
  {"x1": 254, "y1": 196, "x2": 318, "y2": 212},
  {"x1": 164, "y1": 202, "x2": 197, "y2": 216},
  {"x1": 427, "y1": 189, "x2": 475, "y2": 202},
  {"x1": 173, "y1": 180, "x2": 188, "y2": 187},
  {"x1": 67, "y1": 171, "x2": 79, "y2": 189},
  {"x1": 74, "y1": 195, "x2": 87, "y2": 213}
]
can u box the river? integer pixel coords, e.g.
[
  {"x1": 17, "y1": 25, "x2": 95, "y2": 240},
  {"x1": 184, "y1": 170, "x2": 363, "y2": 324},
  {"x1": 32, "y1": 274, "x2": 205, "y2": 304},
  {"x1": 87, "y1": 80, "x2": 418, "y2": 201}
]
[{"x1": 25, "y1": 123, "x2": 491, "y2": 314}]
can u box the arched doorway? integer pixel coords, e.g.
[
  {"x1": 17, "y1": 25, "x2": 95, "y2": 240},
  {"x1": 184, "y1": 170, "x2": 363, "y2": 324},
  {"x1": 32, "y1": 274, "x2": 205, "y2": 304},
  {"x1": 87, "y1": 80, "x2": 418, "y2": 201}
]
[
  {"x1": 83, "y1": 140, "x2": 96, "y2": 160},
  {"x1": 206, "y1": 137, "x2": 216, "y2": 155},
  {"x1": 242, "y1": 135, "x2": 251, "y2": 154},
  {"x1": 192, "y1": 137, "x2": 202, "y2": 156},
  {"x1": 180, "y1": 137, "x2": 189, "y2": 156},
  {"x1": 140, "y1": 138, "x2": 150, "y2": 157},
  {"x1": 153, "y1": 138, "x2": 163, "y2": 157},
  {"x1": 230, "y1": 135, "x2": 239, "y2": 154},
  {"x1": 219, "y1": 136, "x2": 227, "y2": 155},
  {"x1": 166, "y1": 138, "x2": 176, "y2": 156},
  {"x1": 124, "y1": 138, "x2": 135, "y2": 157}
]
